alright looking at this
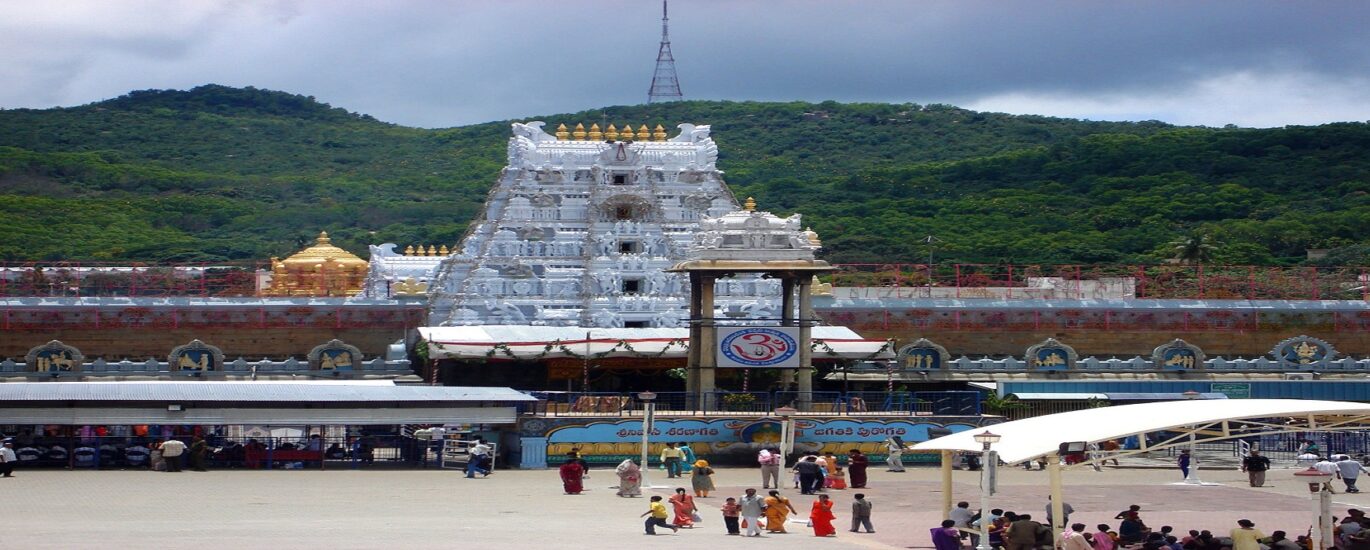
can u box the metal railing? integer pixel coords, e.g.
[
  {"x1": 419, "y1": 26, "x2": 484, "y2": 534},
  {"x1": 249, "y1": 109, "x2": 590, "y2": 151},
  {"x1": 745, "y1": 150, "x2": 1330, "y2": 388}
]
[
  {"x1": 520, "y1": 390, "x2": 981, "y2": 417},
  {"x1": 1, "y1": 434, "x2": 437, "y2": 470},
  {"x1": 829, "y1": 263, "x2": 1370, "y2": 301}
]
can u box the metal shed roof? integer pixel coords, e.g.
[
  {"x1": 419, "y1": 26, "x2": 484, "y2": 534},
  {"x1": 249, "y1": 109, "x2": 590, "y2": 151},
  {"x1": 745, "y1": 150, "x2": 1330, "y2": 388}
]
[{"x1": 0, "y1": 381, "x2": 535, "y2": 403}]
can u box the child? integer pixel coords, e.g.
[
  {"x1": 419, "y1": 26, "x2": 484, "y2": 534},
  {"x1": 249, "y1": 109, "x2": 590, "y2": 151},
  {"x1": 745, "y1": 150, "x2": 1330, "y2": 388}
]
[
  {"x1": 641, "y1": 496, "x2": 679, "y2": 535},
  {"x1": 722, "y1": 497, "x2": 741, "y2": 535},
  {"x1": 851, "y1": 493, "x2": 874, "y2": 533}
]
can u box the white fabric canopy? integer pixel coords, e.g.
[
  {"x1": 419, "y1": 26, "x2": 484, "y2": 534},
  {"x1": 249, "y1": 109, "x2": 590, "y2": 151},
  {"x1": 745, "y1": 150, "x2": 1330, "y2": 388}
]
[
  {"x1": 913, "y1": 398, "x2": 1370, "y2": 463},
  {"x1": 418, "y1": 325, "x2": 893, "y2": 360}
]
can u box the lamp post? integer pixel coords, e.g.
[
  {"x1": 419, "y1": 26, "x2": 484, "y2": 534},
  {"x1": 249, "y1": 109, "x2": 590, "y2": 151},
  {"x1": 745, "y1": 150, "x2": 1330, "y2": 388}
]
[
  {"x1": 638, "y1": 391, "x2": 656, "y2": 490},
  {"x1": 1182, "y1": 390, "x2": 1202, "y2": 485},
  {"x1": 1295, "y1": 467, "x2": 1335, "y2": 550},
  {"x1": 776, "y1": 406, "x2": 798, "y2": 469},
  {"x1": 973, "y1": 431, "x2": 1002, "y2": 550}
]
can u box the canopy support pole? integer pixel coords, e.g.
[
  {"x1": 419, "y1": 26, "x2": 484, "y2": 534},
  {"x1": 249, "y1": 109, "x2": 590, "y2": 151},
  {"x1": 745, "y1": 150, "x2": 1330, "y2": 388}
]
[
  {"x1": 1049, "y1": 453, "x2": 1064, "y2": 548},
  {"x1": 941, "y1": 450, "x2": 954, "y2": 519}
]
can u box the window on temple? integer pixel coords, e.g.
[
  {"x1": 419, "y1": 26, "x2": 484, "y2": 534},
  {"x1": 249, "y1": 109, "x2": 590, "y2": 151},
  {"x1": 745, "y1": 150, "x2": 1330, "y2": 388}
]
[
  {"x1": 612, "y1": 174, "x2": 628, "y2": 185},
  {"x1": 619, "y1": 241, "x2": 638, "y2": 254},
  {"x1": 624, "y1": 321, "x2": 648, "y2": 328},
  {"x1": 615, "y1": 206, "x2": 633, "y2": 220},
  {"x1": 622, "y1": 279, "x2": 642, "y2": 293}
]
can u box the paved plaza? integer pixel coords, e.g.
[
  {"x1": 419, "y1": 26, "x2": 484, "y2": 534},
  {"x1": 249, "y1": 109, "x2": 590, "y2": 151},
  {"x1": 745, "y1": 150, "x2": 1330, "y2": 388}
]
[{"x1": 7, "y1": 463, "x2": 1369, "y2": 549}]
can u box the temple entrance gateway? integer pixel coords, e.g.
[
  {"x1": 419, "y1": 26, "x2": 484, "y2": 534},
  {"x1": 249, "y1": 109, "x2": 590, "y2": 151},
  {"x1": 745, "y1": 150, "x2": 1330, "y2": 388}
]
[{"x1": 669, "y1": 198, "x2": 831, "y2": 410}]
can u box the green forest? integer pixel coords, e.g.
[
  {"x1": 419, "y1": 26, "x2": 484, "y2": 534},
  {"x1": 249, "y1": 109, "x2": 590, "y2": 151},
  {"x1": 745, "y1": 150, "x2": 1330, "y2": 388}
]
[{"x1": 1, "y1": 84, "x2": 1368, "y2": 266}]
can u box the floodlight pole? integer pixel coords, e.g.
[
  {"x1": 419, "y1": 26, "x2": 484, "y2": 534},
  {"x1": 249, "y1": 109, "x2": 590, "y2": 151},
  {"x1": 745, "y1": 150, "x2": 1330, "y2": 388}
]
[
  {"x1": 1183, "y1": 390, "x2": 1203, "y2": 484},
  {"x1": 639, "y1": 391, "x2": 656, "y2": 490},
  {"x1": 973, "y1": 431, "x2": 1001, "y2": 550}
]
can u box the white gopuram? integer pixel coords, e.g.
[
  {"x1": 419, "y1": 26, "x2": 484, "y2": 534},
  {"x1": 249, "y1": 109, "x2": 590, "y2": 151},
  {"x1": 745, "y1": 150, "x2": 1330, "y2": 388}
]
[{"x1": 421, "y1": 121, "x2": 785, "y2": 328}]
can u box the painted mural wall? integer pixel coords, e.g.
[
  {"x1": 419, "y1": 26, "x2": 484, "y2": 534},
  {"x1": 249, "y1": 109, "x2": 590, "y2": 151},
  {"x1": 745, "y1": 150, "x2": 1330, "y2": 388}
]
[{"x1": 516, "y1": 416, "x2": 995, "y2": 468}]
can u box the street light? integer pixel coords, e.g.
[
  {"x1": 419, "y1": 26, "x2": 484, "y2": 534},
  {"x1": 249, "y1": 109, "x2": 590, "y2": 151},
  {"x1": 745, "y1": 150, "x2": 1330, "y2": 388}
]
[
  {"x1": 972, "y1": 431, "x2": 1002, "y2": 550},
  {"x1": 1295, "y1": 467, "x2": 1335, "y2": 550},
  {"x1": 1182, "y1": 390, "x2": 1203, "y2": 485},
  {"x1": 638, "y1": 391, "x2": 657, "y2": 490}
]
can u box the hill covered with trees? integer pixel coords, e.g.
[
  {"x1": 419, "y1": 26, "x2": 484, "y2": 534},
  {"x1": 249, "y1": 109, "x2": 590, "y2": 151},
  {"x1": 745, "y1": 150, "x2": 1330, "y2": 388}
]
[{"x1": 1, "y1": 84, "x2": 1367, "y2": 265}]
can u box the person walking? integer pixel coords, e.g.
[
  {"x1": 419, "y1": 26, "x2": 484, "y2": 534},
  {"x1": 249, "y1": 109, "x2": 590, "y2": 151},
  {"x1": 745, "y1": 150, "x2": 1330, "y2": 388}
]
[
  {"x1": 615, "y1": 458, "x2": 642, "y2": 497},
  {"x1": 722, "y1": 497, "x2": 741, "y2": 535},
  {"x1": 739, "y1": 488, "x2": 766, "y2": 537},
  {"x1": 885, "y1": 438, "x2": 905, "y2": 472},
  {"x1": 691, "y1": 459, "x2": 715, "y2": 498},
  {"x1": 1337, "y1": 454, "x2": 1369, "y2": 493},
  {"x1": 847, "y1": 449, "x2": 869, "y2": 488},
  {"x1": 190, "y1": 436, "x2": 208, "y2": 472},
  {"x1": 1316, "y1": 456, "x2": 1341, "y2": 493},
  {"x1": 1177, "y1": 449, "x2": 1191, "y2": 479},
  {"x1": 0, "y1": 440, "x2": 16, "y2": 477},
  {"x1": 810, "y1": 494, "x2": 837, "y2": 537},
  {"x1": 660, "y1": 443, "x2": 684, "y2": 478},
  {"x1": 466, "y1": 438, "x2": 492, "y2": 478},
  {"x1": 559, "y1": 452, "x2": 585, "y2": 494},
  {"x1": 668, "y1": 487, "x2": 697, "y2": 528},
  {"x1": 642, "y1": 495, "x2": 679, "y2": 535},
  {"x1": 763, "y1": 490, "x2": 797, "y2": 534},
  {"x1": 160, "y1": 438, "x2": 186, "y2": 472},
  {"x1": 1241, "y1": 450, "x2": 1271, "y2": 487},
  {"x1": 850, "y1": 493, "x2": 874, "y2": 533},
  {"x1": 1230, "y1": 519, "x2": 1265, "y2": 550},
  {"x1": 758, "y1": 447, "x2": 782, "y2": 489}
]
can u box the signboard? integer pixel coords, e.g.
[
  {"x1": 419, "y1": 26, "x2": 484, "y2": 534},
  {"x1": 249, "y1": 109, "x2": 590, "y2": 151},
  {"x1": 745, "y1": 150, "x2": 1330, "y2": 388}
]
[
  {"x1": 1211, "y1": 383, "x2": 1251, "y2": 399},
  {"x1": 716, "y1": 327, "x2": 801, "y2": 368}
]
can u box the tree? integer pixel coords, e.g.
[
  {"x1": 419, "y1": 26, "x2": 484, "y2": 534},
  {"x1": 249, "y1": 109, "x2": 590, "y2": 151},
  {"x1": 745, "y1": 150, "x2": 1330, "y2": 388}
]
[{"x1": 1169, "y1": 231, "x2": 1218, "y2": 265}]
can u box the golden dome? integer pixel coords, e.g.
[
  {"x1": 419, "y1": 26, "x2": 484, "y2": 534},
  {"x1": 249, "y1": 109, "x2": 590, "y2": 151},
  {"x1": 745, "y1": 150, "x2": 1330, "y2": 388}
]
[
  {"x1": 276, "y1": 232, "x2": 368, "y2": 270},
  {"x1": 265, "y1": 231, "x2": 368, "y2": 297}
]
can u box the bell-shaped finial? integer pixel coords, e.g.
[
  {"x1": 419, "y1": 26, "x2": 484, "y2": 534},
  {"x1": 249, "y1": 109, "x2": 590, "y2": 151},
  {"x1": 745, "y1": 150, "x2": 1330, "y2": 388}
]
[
  {"x1": 744, "y1": 197, "x2": 757, "y2": 212},
  {"x1": 652, "y1": 124, "x2": 667, "y2": 141},
  {"x1": 589, "y1": 123, "x2": 603, "y2": 141},
  {"x1": 604, "y1": 124, "x2": 619, "y2": 141},
  {"x1": 637, "y1": 125, "x2": 651, "y2": 141},
  {"x1": 572, "y1": 123, "x2": 586, "y2": 140},
  {"x1": 555, "y1": 123, "x2": 569, "y2": 140}
]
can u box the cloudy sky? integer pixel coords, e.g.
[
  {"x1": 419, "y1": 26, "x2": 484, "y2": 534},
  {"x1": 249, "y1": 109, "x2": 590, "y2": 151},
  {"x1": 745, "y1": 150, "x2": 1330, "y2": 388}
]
[{"x1": 1, "y1": 1, "x2": 1367, "y2": 129}]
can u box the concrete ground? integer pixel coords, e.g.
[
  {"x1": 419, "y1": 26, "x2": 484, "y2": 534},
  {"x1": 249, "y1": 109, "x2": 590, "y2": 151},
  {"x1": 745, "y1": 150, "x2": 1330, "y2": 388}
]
[{"x1": 4, "y1": 463, "x2": 1365, "y2": 549}]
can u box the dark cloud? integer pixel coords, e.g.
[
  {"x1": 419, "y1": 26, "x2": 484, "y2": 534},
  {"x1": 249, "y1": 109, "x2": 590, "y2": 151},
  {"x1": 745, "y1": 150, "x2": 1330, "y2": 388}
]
[{"x1": 1, "y1": 1, "x2": 1367, "y2": 127}]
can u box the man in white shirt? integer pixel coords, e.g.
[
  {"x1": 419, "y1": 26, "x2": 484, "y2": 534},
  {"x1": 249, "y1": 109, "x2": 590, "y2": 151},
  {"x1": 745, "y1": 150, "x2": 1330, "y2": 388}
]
[
  {"x1": 1315, "y1": 456, "x2": 1341, "y2": 493},
  {"x1": 0, "y1": 441, "x2": 16, "y2": 477},
  {"x1": 758, "y1": 448, "x2": 781, "y2": 489},
  {"x1": 885, "y1": 438, "x2": 905, "y2": 472},
  {"x1": 738, "y1": 488, "x2": 767, "y2": 537},
  {"x1": 1336, "y1": 455, "x2": 1369, "y2": 493},
  {"x1": 950, "y1": 501, "x2": 978, "y2": 547},
  {"x1": 1062, "y1": 523, "x2": 1092, "y2": 550},
  {"x1": 466, "y1": 438, "x2": 491, "y2": 478},
  {"x1": 160, "y1": 438, "x2": 187, "y2": 472}
]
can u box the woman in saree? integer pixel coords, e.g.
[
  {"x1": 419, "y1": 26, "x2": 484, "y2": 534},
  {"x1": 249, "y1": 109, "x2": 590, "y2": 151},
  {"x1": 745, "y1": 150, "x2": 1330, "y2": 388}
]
[
  {"x1": 810, "y1": 493, "x2": 837, "y2": 537},
  {"x1": 690, "y1": 459, "x2": 715, "y2": 498},
  {"x1": 764, "y1": 490, "x2": 797, "y2": 533},
  {"x1": 668, "y1": 487, "x2": 698, "y2": 528},
  {"x1": 559, "y1": 452, "x2": 585, "y2": 494},
  {"x1": 615, "y1": 458, "x2": 642, "y2": 497}
]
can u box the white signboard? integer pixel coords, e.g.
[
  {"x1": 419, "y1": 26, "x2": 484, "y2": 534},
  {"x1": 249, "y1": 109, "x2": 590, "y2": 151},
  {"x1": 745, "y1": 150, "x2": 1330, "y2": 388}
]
[{"x1": 716, "y1": 327, "x2": 802, "y2": 368}]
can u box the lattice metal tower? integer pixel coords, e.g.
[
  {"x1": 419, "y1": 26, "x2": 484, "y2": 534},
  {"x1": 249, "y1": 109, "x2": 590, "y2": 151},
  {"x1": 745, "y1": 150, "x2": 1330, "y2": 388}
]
[{"x1": 648, "y1": 0, "x2": 683, "y2": 103}]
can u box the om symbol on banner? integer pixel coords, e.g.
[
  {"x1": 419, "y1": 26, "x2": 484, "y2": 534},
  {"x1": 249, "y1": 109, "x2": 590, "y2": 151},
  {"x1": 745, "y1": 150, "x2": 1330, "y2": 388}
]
[{"x1": 719, "y1": 328, "x2": 800, "y2": 368}]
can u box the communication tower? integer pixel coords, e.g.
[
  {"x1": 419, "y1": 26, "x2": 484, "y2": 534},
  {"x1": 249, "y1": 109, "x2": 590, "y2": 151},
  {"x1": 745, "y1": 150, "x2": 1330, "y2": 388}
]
[{"x1": 648, "y1": 0, "x2": 683, "y2": 103}]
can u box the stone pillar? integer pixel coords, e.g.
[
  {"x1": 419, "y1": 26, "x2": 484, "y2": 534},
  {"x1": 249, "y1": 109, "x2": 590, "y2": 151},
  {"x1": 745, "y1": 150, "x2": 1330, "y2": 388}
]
[
  {"x1": 797, "y1": 277, "x2": 813, "y2": 409},
  {"x1": 780, "y1": 278, "x2": 797, "y2": 390},
  {"x1": 698, "y1": 275, "x2": 717, "y2": 411},
  {"x1": 685, "y1": 275, "x2": 703, "y2": 398}
]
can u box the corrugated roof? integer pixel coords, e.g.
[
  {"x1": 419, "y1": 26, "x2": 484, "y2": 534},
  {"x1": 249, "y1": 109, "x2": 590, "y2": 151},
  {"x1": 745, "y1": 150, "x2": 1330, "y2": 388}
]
[{"x1": 0, "y1": 381, "x2": 535, "y2": 403}]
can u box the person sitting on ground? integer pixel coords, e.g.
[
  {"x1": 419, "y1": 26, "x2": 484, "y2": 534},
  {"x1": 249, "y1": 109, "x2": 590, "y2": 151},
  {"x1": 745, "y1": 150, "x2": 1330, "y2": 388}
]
[
  {"x1": 1118, "y1": 511, "x2": 1149, "y2": 545},
  {"x1": 1264, "y1": 530, "x2": 1301, "y2": 550},
  {"x1": 1092, "y1": 524, "x2": 1116, "y2": 550}
]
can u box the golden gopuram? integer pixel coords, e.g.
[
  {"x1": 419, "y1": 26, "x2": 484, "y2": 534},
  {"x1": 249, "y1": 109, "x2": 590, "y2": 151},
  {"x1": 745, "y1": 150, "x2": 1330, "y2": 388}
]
[{"x1": 264, "y1": 231, "x2": 368, "y2": 297}]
